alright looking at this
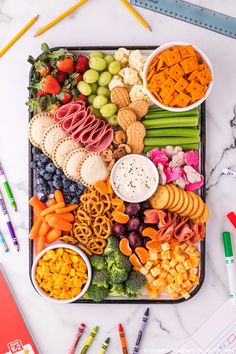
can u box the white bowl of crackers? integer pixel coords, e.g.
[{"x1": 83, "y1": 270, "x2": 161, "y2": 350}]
[
  {"x1": 31, "y1": 244, "x2": 92, "y2": 304},
  {"x1": 143, "y1": 42, "x2": 214, "y2": 112}
]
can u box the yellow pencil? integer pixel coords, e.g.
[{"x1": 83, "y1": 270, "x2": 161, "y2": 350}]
[
  {"x1": 120, "y1": 0, "x2": 152, "y2": 31},
  {"x1": 0, "y1": 15, "x2": 39, "y2": 57},
  {"x1": 34, "y1": 0, "x2": 88, "y2": 37}
]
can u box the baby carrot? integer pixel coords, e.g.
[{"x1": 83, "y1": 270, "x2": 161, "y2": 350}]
[
  {"x1": 40, "y1": 202, "x2": 65, "y2": 216},
  {"x1": 29, "y1": 196, "x2": 46, "y2": 210},
  {"x1": 38, "y1": 221, "x2": 50, "y2": 238},
  {"x1": 34, "y1": 205, "x2": 45, "y2": 221},
  {"x1": 29, "y1": 218, "x2": 42, "y2": 239},
  {"x1": 36, "y1": 236, "x2": 46, "y2": 255},
  {"x1": 46, "y1": 229, "x2": 61, "y2": 244},
  {"x1": 55, "y1": 205, "x2": 78, "y2": 214},
  {"x1": 54, "y1": 190, "x2": 65, "y2": 204},
  {"x1": 48, "y1": 215, "x2": 72, "y2": 231},
  {"x1": 45, "y1": 213, "x2": 74, "y2": 222},
  {"x1": 47, "y1": 198, "x2": 56, "y2": 207}
]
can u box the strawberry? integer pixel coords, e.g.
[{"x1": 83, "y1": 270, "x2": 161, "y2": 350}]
[
  {"x1": 74, "y1": 93, "x2": 87, "y2": 104},
  {"x1": 55, "y1": 71, "x2": 68, "y2": 84},
  {"x1": 41, "y1": 75, "x2": 61, "y2": 95},
  {"x1": 35, "y1": 62, "x2": 52, "y2": 77},
  {"x1": 75, "y1": 55, "x2": 89, "y2": 73},
  {"x1": 59, "y1": 91, "x2": 72, "y2": 105},
  {"x1": 36, "y1": 89, "x2": 47, "y2": 97},
  {"x1": 48, "y1": 104, "x2": 60, "y2": 115},
  {"x1": 56, "y1": 57, "x2": 74, "y2": 75}
]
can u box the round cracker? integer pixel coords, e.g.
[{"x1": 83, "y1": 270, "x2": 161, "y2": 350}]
[
  {"x1": 168, "y1": 184, "x2": 181, "y2": 209},
  {"x1": 175, "y1": 190, "x2": 190, "y2": 214},
  {"x1": 188, "y1": 192, "x2": 199, "y2": 217},
  {"x1": 28, "y1": 112, "x2": 54, "y2": 148},
  {"x1": 149, "y1": 185, "x2": 170, "y2": 210},
  {"x1": 190, "y1": 195, "x2": 205, "y2": 220},
  {"x1": 78, "y1": 153, "x2": 109, "y2": 187},
  {"x1": 52, "y1": 137, "x2": 80, "y2": 169},
  {"x1": 169, "y1": 188, "x2": 184, "y2": 212},
  {"x1": 165, "y1": 184, "x2": 175, "y2": 209},
  {"x1": 196, "y1": 203, "x2": 209, "y2": 223},
  {"x1": 63, "y1": 148, "x2": 87, "y2": 182},
  {"x1": 41, "y1": 124, "x2": 67, "y2": 158},
  {"x1": 179, "y1": 192, "x2": 194, "y2": 217}
]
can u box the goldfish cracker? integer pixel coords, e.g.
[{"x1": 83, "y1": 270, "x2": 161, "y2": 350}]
[{"x1": 161, "y1": 242, "x2": 170, "y2": 251}]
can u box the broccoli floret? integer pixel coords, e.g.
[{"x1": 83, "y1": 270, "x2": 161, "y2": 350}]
[
  {"x1": 114, "y1": 252, "x2": 132, "y2": 273},
  {"x1": 125, "y1": 271, "x2": 147, "y2": 297},
  {"x1": 83, "y1": 284, "x2": 109, "y2": 302},
  {"x1": 92, "y1": 269, "x2": 109, "y2": 288},
  {"x1": 103, "y1": 236, "x2": 119, "y2": 256},
  {"x1": 109, "y1": 283, "x2": 125, "y2": 297},
  {"x1": 90, "y1": 255, "x2": 106, "y2": 270},
  {"x1": 109, "y1": 265, "x2": 128, "y2": 284}
]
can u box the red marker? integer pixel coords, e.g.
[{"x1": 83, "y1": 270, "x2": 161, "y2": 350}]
[{"x1": 119, "y1": 323, "x2": 128, "y2": 354}]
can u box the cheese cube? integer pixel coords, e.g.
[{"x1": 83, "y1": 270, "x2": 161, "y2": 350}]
[
  {"x1": 149, "y1": 249, "x2": 158, "y2": 261},
  {"x1": 180, "y1": 289, "x2": 190, "y2": 299},
  {"x1": 161, "y1": 251, "x2": 171, "y2": 260},
  {"x1": 169, "y1": 258, "x2": 178, "y2": 268},
  {"x1": 185, "y1": 246, "x2": 196, "y2": 255},
  {"x1": 189, "y1": 274, "x2": 200, "y2": 284},
  {"x1": 175, "y1": 263, "x2": 185, "y2": 273},
  {"x1": 179, "y1": 243, "x2": 187, "y2": 251},
  {"x1": 146, "y1": 273, "x2": 155, "y2": 284},
  {"x1": 166, "y1": 283, "x2": 177, "y2": 293},
  {"x1": 150, "y1": 265, "x2": 161, "y2": 277},
  {"x1": 166, "y1": 274, "x2": 173, "y2": 284},
  {"x1": 161, "y1": 260, "x2": 170, "y2": 271},
  {"x1": 170, "y1": 292, "x2": 179, "y2": 299},
  {"x1": 189, "y1": 256, "x2": 200, "y2": 267},
  {"x1": 183, "y1": 260, "x2": 192, "y2": 270},
  {"x1": 189, "y1": 267, "x2": 198, "y2": 275},
  {"x1": 182, "y1": 280, "x2": 192, "y2": 289},
  {"x1": 182, "y1": 272, "x2": 188, "y2": 281},
  {"x1": 161, "y1": 242, "x2": 170, "y2": 251},
  {"x1": 174, "y1": 253, "x2": 186, "y2": 263},
  {"x1": 159, "y1": 270, "x2": 168, "y2": 279},
  {"x1": 152, "y1": 278, "x2": 167, "y2": 288},
  {"x1": 169, "y1": 268, "x2": 177, "y2": 277},
  {"x1": 144, "y1": 261, "x2": 154, "y2": 271},
  {"x1": 175, "y1": 273, "x2": 183, "y2": 285},
  {"x1": 139, "y1": 267, "x2": 149, "y2": 275}
]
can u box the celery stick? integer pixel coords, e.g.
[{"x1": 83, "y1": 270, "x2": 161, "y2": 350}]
[
  {"x1": 144, "y1": 143, "x2": 199, "y2": 153},
  {"x1": 144, "y1": 136, "x2": 200, "y2": 145},
  {"x1": 143, "y1": 116, "x2": 199, "y2": 128},
  {"x1": 146, "y1": 128, "x2": 200, "y2": 138},
  {"x1": 144, "y1": 113, "x2": 199, "y2": 119}
]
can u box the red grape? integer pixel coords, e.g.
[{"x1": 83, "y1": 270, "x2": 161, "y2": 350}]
[
  {"x1": 125, "y1": 203, "x2": 141, "y2": 216},
  {"x1": 140, "y1": 200, "x2": 152, "y2": 211},
  {"x1": 127, "y1": 218, "x2": 140, "y2": 231},
  {"x1": 128, "y1": 232, "x2": 142, "y2": 248},
  {"x1": 113, "y1": 223, "x2": 126, "y2": 236}
]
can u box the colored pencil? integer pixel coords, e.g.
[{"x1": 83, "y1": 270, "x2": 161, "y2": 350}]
[
  {"x1": 120, "y1": 0, "x2": 151, "y2": 31},
  {"x1": 0, "y1": 229, "x2": 9, "y2": 253},
  {"x1": 0, "y1": 162, "x2": 17, "y2": 211},
  {"x1": 119, "y1": 323, "x2": 128, "y2": 354},
  {"x1": 0, "y1": 190, "x2": 19, "y2": 251},
  {"x1": 80, "y1": 325, "x2": 99, "y2": 354},
  {"x1": 0, "y1": 15, "x2": 39, "y2": 57},
  {"x1": 68, "y1": 323, "x2": 86, "y2": 354},
  {"x1": 132, "y1": 308, "x2": 150, "y2": 354},
  {"x1": 98, "y1": 337, "x2": 110, "y2": 354},
  {"x1": 34, "y1": 0, "x2": 88, "y2": 37}
]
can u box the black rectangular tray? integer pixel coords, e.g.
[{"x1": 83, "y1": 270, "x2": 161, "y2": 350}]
[{"x1": 29, "y1": 46, "x2": 206, "y2": 304}]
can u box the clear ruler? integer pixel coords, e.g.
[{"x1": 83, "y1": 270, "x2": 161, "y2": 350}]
[{"x1": 130, "y1": 0, "x2": 236, "y2": 39}]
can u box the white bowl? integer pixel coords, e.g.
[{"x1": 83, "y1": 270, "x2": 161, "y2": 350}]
[
  {"x1": 143, "y1": 41, "x2": 214, "y2": 112},
  {"x1": 110, "y1": 154, "x2": 159, "y2": 203},
  {"x1": 31, "y1": 244, "x2": 92, "y2": 304}
]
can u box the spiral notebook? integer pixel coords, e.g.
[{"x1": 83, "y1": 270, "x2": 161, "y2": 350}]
[{"x1": 0, "y1": 264, "x2": 39, "y2": 354}]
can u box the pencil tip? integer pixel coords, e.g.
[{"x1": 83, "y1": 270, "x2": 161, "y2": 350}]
[
  {"x1": 148, "y1": 26, "x2": 152, "y2": 31},
  {"x1": 13, "y1": 206, "x2": 17, "y2": 212},
  {"x1": 106, "y1": 337, "x2": 110, "y2": 343},
  {"x1": 119, "y1": 323, "x2": 123, "y2": 332},
  {"x1": 33, "y1": 32, "x2": 39, "y2": 37},
  {"x1": 35, "y1": 14, "x2": 39, "y2": 19},
  {"x1": 145, "y1": 307, "x2": 149, "y2": 315}
]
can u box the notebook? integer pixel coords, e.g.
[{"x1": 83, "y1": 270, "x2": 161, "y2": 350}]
[{"x1": 0, "y1": 264, "x2": 39, "y2": 354}]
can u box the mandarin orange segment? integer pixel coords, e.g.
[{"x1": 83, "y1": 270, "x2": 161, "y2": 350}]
[
  {"x1": 129, "y1": 253, "x2": 142, "y2": 268},
  {"x1": 135, "y1": 247, "x2": 149, "y2": 264},
  {"x1": 113, "y1": 210, "x2": 130, "y2": 223},
  {"x1": 119, "y1": 238, "x2": 132, "y2": 256},
  {"x1": 94, "y1": 180, "x2": 108, "y2": 195},
  {"x1": 146, "y1": 240, "x2": 162, "y2": 250},
  {"x1": 106, "y1": 176, "x2": 113, "y2": 195},
  {"x1": 115, "y1": 204, "x2": 126, "y2": 213},
  {"x1": 142, "y1": 227, "x2": 158, "y2": 240},
  {"x1": 111, "y1": 198, "x2": 124, "y2": 206}
]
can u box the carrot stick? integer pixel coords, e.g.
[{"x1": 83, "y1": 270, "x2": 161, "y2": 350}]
[
  {"x1": 29, "y1": 196, "x2": 46, "y2": 210},
  {"x1": 48, "y1": 215, "x2": 72, "y2": 231},
  {"x1": 29, "y1": 218, "x2": 42, "y2": 240},
  {"x1": 38, "y1": 221, "x2": 50, "y2": 238},
  {"x1": 47, "y1": 198, "x2": 56, "y2": 207},
  {"x1": 45, "y1": 213, "x2": 74, "y2": 222},
  {"x1": 36, "y1": 236, "x2": 45, "y2": 255},
  {"x1": 45, "y1": 214, "x2": 54, "y2": 223},
  {"x1": 40, "y1": 202, "x2": 65, "y2": 216},
  {"x1": 54, "y1": 190, "x2": 64, "y2": 204},
  {"x1": 34, "y1": 205, "x2": 45, "y2": 221},
  {"x1": 46, "y1": 229, "x2": 61, "y2": 244},
  {"x1": 55, "y1": 205, "x2": 78, "y2": 214}
]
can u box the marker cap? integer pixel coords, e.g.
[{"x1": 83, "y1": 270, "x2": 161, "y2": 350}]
[
  {"x1": 223, "y1": 231, "x2": 233, "y2": 257},
  {"x1": 227, "y1": 212, "x2": 236, "y2": 229}
]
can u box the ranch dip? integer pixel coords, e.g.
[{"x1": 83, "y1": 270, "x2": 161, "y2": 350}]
[{"x1": 111, "y1": 154, "x2": 159, "y2": 203}]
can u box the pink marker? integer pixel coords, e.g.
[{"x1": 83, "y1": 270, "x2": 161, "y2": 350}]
[{"x1": 68, "y1": 323, "x2": 86, "y2": 354}]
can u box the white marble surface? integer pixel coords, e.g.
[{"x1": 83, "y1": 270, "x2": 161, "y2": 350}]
[{"x1": 0, "y1": 0, "x2": 236, "y2": 353}]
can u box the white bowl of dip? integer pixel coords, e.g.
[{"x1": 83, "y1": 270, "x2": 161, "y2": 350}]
[{"x1": 111, "y1": 154, "x2": 159, "y2": 203}]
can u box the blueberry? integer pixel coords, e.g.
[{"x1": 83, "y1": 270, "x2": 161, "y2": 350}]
[
  {"x1": 43, "y1": 172, "x2": 53, "y2": 181},
  {"x1": 69, "y1": 184, "x2": 77, "y2": 193},
  {"x1": 55, "y1": 169, "x2": 63, "y2": 176},
  {"x1": 53, "y1": 180, "x2": 62, "y2": 189},
  {"x1": 40, "y1": 195, "x2": 48, "y2": 203},
  {"x1": 30, "y1": 161, "x2": 37, "y2": 169},
  {"x1": 45, "y1": 163, "x2": 56, "y2": 173},
  {"x1": 36, "y1": 184, "x2": 49, "y2": 194},
  {"x1": 71, "y1": 197, "x2": 79, "y2": 204},
  {"x1": 64, "y1": 196, "x2": 72, "y2": 204},
  {"x1": 37, "y1": 177, "x2": 45, "y2": 185},
  {"x1": 63, "y1": 178, "x2": 71, "y2": 189},
  {"x1": 32, "y1": 147, "x2": 41, "y2": 155},
  {"x1": 39, "y1": 169, "x2": 45, "y2": 177}
]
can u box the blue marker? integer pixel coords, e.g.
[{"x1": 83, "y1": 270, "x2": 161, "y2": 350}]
[{"x1": 0, "y1": 229, "x2": 9, "y2": 253}]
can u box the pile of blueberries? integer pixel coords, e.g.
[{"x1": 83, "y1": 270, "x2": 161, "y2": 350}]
[{"x1": 31, "y1": 147, "x2": 85, "y2": 203}]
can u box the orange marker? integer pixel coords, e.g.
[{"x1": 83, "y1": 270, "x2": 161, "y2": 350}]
[{"x1": 119, "y1": 323, "x2": 128, "y2": 354}]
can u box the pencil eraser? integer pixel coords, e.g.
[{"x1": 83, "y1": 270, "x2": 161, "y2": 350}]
[{"x1": 227, "y1": 212, "x2": 236, "y2": 229}]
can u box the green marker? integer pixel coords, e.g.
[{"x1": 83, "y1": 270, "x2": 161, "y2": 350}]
[
  {"x1": 98, "y1": 337, "x2": 110, "y2": 354},
  {"x1": 0, "y1": 162, "x2": 17, "y2": 211},
  {"x1": 222, "y1": 232, "x2": 236, "y2": 303},
  {"x1": 80, "y1": 326, "x2": 99, "y2": 354}
]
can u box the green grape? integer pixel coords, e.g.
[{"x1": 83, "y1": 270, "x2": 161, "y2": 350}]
[
  {"x1": 98, "y1": 71, "x2": 112, "y2": 86},
  {"x1": 83, "y1": 69, "x2": 99, "y2": 84},
  {"x1": 88, "y1": 94, "x2": 96, "y2": 105},
  {"x1": 97, "y1": 86, "x2": 110, "y2": 97},
  {"x1": 89, "y1": 57, "x2": 106, "y2": 71},
  {"x1": 100, "y1": 103, "x2": 117, "y2": 118},
  {"x1": 93, "y1": 95, "x2": 108, "y2": 109},
  {"x1": 108, "y1": 61, "x2": 121, "y2": 75},
  {"x1": 108, "y1": 115, "x2": 118, "y2": 126},
  {"x1": 104, "y1": 54, "x2": 114, "y2": 66},
  {"x1": 88, "y1": 105, "x2": 102, "y2": 118},
  {"x1": 91, "y1": 83, "x2": 98, "y2": 93},
  {"x1": 89, "y1": 51, "x2": 104, "y2": 58},
  {"x1": 77, "y1": 81, "x2": 92, "y2": 96}
]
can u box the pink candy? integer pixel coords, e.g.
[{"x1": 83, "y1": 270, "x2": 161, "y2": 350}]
[
  {"x1": 185, "y1": 175, "x2": 204, "y2": 191},
  {"x1": 184, "y1": 150, "x2": 199, "y2": 167},
  {"x1": 148, "y1": 148, "x2": 169, "y2": 167},
  {"x1": 164, "y1": 167, "x2": 182, "y2": 183}
]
